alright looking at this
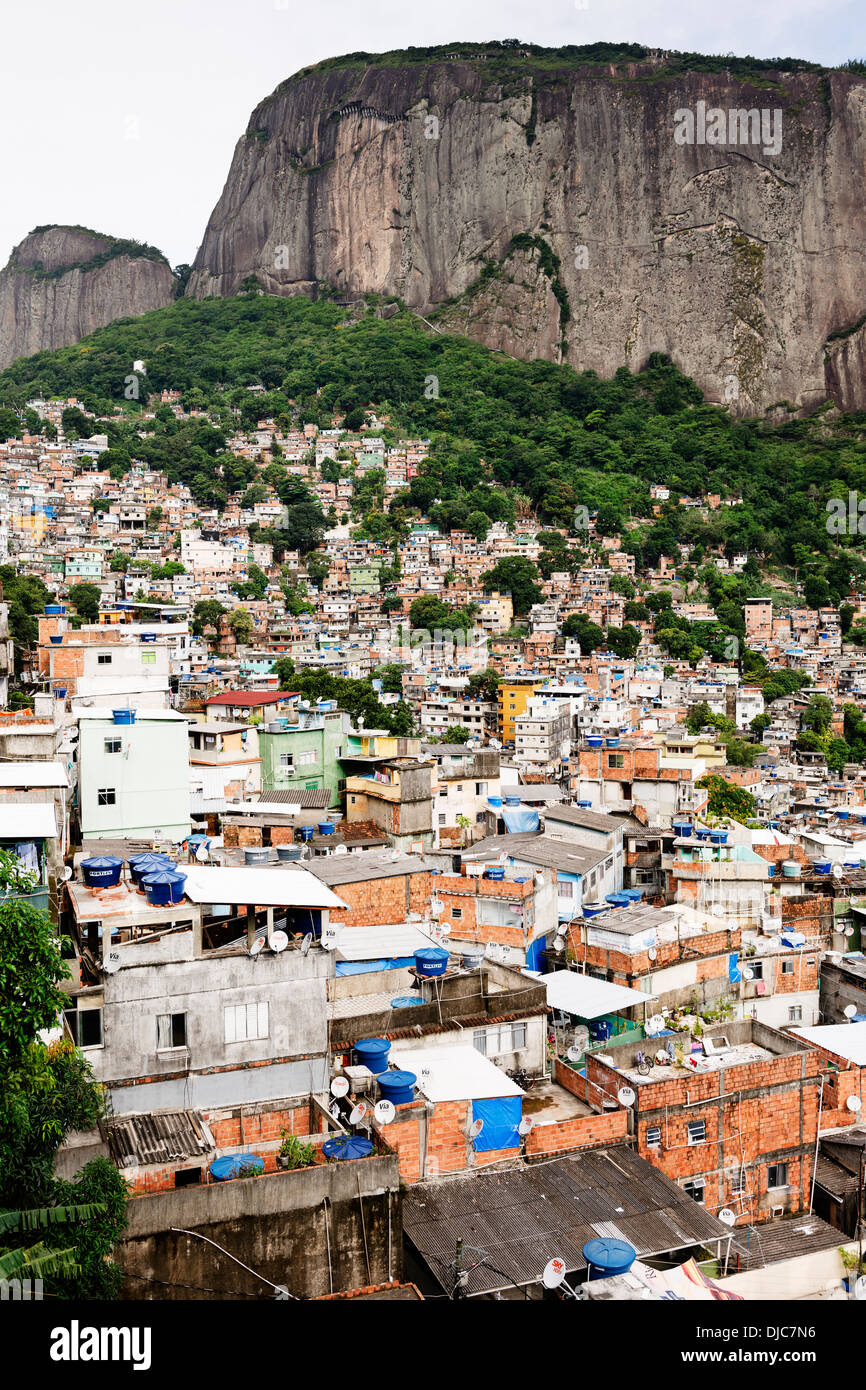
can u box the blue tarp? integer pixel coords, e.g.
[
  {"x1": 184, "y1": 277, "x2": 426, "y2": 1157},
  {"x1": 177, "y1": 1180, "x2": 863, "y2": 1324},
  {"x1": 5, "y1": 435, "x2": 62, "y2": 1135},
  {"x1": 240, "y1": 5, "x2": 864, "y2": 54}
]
[
  {"x1": 728, "y1": 952, "x2": 741, "y2": 984},
  {"x1": 335, "y1": 957, "x2": 416, "y2": 976},
  {"x1": 471, "y1": 1097, "x2": 522, "y2": 1152},
  {"x1": 525, "y1": 936, "x2": 548, "y2": 972},
  {"x1": 501, "y1": 808, "x2": 540, "y2": 833}
]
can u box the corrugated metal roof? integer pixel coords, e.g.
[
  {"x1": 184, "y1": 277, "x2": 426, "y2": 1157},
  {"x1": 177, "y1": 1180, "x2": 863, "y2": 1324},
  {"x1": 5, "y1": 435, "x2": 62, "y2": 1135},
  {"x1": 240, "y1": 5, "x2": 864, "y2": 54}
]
[
  {"x1": 335, "y1": 922, "x2": 438, "y2": 962},
  {"x1": 264, "y1": 788, "x2": 332, "y2": 808},
  {"x1": 403, "y1": 1145, "x2": 729, "y2": 1296},
  {"x1": 104, "y1": 1109, "x2": 213, "y2": 1168},
  {"x1": 544, "y1": 970, "x2": 656, "y2": 1019}
]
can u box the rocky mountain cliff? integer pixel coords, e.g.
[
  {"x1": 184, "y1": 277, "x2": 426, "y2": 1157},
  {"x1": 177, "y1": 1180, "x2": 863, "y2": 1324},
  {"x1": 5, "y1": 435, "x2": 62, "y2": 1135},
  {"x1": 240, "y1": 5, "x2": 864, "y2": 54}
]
[
  {"x1": 0, "y1": 226, "x2": 176, "y2": 371},
  {"x1": 187, "y1": 44, "x2": 866, "y2": 414}
]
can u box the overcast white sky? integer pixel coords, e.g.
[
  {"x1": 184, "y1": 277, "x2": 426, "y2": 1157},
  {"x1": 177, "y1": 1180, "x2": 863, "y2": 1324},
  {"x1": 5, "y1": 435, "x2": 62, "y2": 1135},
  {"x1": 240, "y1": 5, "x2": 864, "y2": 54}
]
[{"x1": 2, "y1": 0, "x2": 864, "y2": 268}]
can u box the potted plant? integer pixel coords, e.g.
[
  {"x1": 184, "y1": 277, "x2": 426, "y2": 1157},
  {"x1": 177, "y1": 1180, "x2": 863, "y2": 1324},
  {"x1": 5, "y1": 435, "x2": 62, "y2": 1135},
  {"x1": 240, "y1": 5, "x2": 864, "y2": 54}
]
[{"x1": 276, "y1": 1131, "x2": 316, "y2": 1170}]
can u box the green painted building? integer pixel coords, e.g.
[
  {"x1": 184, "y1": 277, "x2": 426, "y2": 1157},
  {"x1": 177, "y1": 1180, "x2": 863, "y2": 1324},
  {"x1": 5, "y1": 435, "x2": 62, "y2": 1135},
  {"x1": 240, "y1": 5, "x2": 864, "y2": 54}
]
[{"x1": 259, "y1": 706, "x2": 349, "y2": 807}]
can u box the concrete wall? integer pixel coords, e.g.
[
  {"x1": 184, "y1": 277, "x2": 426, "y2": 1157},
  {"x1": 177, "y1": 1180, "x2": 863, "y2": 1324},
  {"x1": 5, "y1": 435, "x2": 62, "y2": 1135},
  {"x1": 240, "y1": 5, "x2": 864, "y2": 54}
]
[
  {"x1": 120, "y1": 1153, "x2": 401, "y2": 1299},
  {"x1": 79, "y1": 715, "x2": 191, "y2": 839},
  {"x1": 715, "y1": 1243, "x2": 854, "y2": 1299}
]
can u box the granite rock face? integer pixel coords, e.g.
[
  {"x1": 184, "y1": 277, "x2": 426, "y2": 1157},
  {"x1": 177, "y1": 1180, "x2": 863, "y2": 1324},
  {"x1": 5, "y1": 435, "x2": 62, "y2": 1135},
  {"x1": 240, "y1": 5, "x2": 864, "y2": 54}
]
[
  {"x1": 187, "y1": 52, "x2": 866, "y2": 413},
  {"x1": 0, "y1": 227, "x2": 175, "y2": 370}
]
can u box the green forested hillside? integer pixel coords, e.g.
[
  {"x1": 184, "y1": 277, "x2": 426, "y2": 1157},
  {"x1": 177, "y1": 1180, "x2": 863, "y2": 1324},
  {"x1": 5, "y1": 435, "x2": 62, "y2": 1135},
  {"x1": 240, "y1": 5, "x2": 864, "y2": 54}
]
[{"x1": 1, "y1": 292, "x2": 865, "y2": 604}]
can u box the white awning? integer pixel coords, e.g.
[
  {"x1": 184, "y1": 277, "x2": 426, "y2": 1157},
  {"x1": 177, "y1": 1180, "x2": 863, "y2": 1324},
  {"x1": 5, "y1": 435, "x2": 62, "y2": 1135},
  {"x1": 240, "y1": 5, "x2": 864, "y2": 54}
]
[
  {"x1": 0, "y1": 763, "x2": 68, "y2": 788},
  {"x1": 393, "y1": 1045, "x2": 524, "y2": 1102},
  {"x1": 335, "y1": 922, "x2": 437, "y2": 962},
  {"x1": 545, "y1": 970, "x2": 655, "y2": 1020},
  {"x1": 792, "y1": 1021, "x2": 866, "y2": 1066},
  {"x1": 0, "y1": 804, "x2": 57, "y2": 839},
  {"x1": 181, "y1": 864, "x2": 347, "y2": 910}
]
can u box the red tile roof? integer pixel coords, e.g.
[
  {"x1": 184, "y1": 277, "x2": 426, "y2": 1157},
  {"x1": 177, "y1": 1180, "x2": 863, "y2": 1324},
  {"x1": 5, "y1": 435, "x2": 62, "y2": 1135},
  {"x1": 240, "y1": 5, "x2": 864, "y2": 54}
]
[{"x1": 204, "y1": 690, "x2": 298, "y2": 707}]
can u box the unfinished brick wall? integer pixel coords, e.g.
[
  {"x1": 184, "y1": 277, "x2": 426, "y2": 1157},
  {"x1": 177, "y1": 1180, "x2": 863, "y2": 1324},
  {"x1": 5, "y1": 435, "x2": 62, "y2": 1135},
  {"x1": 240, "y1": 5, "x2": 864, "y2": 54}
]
[
  {"x1": 525, "y1": 1107, "x2": 627, "y2": 1158},
  {"x1": 328, "y1": 872, "x2": 432, "y2": 929},
  {"x1": 587, "y1": 1045, "x2": 821, "y2": 1225}
]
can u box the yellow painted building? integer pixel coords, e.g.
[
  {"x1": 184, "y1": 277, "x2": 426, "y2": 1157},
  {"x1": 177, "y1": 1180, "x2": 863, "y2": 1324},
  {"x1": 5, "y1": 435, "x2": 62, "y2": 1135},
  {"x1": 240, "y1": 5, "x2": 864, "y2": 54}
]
[{"x1": 497, "y1": 676, "x2": 542, "y2": 743}]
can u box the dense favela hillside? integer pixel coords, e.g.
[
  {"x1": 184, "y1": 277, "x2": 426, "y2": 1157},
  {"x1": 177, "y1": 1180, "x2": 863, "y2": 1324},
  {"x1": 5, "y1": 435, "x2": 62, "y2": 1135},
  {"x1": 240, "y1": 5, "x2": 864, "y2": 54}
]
[
  {"x1": 187, "y1": 40, "x2": 866, "y2": 415},
  {"x1": 0, "y1": 226, "x2": 176, "y2": 371},
  {"x1": 3, "y1": 290, "x2": 866, "y2": 633}
]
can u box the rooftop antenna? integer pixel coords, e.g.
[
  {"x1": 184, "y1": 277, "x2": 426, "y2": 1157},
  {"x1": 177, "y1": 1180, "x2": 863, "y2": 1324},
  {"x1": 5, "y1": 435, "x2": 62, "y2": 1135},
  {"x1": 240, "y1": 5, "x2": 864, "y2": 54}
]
[{"x1": 349, "y1": 1101, "x2": 369, "y2": 1126}]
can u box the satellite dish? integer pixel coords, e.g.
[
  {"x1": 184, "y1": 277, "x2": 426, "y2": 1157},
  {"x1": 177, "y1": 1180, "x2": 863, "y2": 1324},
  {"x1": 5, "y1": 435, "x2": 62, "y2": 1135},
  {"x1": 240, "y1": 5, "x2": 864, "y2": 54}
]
[
  {"x1": 743, "y1": 966, "x2": 754, "y2": 981},
  {"x1": 60, "y1": 865, "x2": 73, "y2": 882},
  {"x1": 726, "y1": 917, "x2": 738, "y2": 932},
  {"x1": 846, "y1": 1095, "x2": 862, "y2": 1113},
  {"x1": 498, "y1": 945, "x2": 510, "y2": 962},
  {"x1": 845, "y1": 925, "x2": 856, "y2": 937},
  {"x1": 334, "y1": 843, "x2": 348, "y2": 855},
  {"x1": 556, "y1": 921, "x2": 569, "y2": 937},
  {"x1": 567, "y1": 1046, "x2": 582, "y2": 1062},
  {"x1": 617, "y1": 1086, "x2": 636, "y2": 1108},
  {"x1": 330, "y1": 1076, "x2": 349, "y2": 1098},
  {"x1": 469, "y1": 1117, "x2": 484, "y2": 1138},
  {"x1": 349, "y1": 1101, "x2": 368, "y2": 1124},
  {"x1": 321, "y1": 924, "x2": 342, "y2": 952},
  {"x1": 647, "y1": 947, "x2": 657, "y2": 962},
  {"x1": 844, "y1": 1004, "x2": 858, "y2": 1019},
  {"x1": 518, "y1": 1117, "x2": 534, "y2": 1136},
  {"x1": 374, "y1": 1099, "x2": 396, "y2": 1125},
  {"x1": 718, "y1": 1208, "x2": 737, "y2": 1228},
  {"x1": 645, "y1": 1014, "x2": 665, "y2": 1036},
  {"x1": 249, "y1": 934, "x2": 266, "y2": 957},
  {"x1": 300, "y1": 933, "x2": 313, "y2": 956},
  {"x1": 552, "y1": 937, "x2": 565, "y2": 953},
  {"x1": 270, "y1": 930, "x2": 289, "y2": 953},
  {"x1": 542, "y1": 1257, "x2": 567, "y2": 1290},
  {"x1": 103, "y1": 950, "x2": 121, "y2": 974},
  {"x1": 833, "y1": 863, "x2": 845, "y2": 880},
  {"x1": 439, "y1": 921, "x2": 451, "y2": 936}
]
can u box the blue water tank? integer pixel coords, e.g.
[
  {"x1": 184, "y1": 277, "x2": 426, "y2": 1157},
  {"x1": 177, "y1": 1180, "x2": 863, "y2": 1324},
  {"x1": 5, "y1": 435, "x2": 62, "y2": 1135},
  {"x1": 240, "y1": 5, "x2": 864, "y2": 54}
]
[
  {"x1": 317, "y1": 822, "x2": 335, "y2": 836},
  {"x1": 142, "y1": 870, "x2": 187, "y2": 906},
  {"x1": 300, "y1": 826, "x2": 315, "y2": 841},
  {"x1": 505, "y1": 795, "x2": 521, "y2": 807},
  {"x1": 673, "y1": 822, "x2": 692, "y2": 837},
  {"x1": 378, "y1": 1070, "x2": 417, "y2": 1106},
  {"x1": 582, "y1": 1237, "x2": 636, "y2": 1280},
  {"x1": 414, "y1": 947, "x2": 450, "y2": 977},
  {"x1": 129, "y1": 852, "x2": 172, "y2": 886},
  {"x1": 353, "y1": 1037, "x2": 391, "y2": 1074},
  {"x1": 484, "y1": 866, "x2": 505, "y2": 881},
  {"x1": 112, "y1": 709, "x2": 136, "y2": 725},
  {"x1": 814, "y1": 859, "x2": 832, "y2": 875},
  {"x1": 49, "y1": 635, "x2": 63, "y2": 645},
  {"x1": 621, "y1": 888, "x2": 644, "y2": 902},
  {"x1": 81, "y1": 856, "x2": 123, "y2": 888},
  {"x1": 605, "y1": 893, "x2": 630, "y2": 907},
  {"x1": 488, "y1": 796, "x2": 503, "y2": 808},
  {"x1": 586, "y1": 736, "x2": 603, "y2": 748}
]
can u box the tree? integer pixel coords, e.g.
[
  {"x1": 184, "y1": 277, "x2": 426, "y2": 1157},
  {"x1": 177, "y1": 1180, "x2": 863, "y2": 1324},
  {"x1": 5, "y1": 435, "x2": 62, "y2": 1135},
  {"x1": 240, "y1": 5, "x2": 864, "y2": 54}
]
[
  {"x1": 68, "y1": 582, "x2": 101, "y2": 623},
  {"x1": 467, "y1": 668, "x2": 501, "y2": 703},
  {"x1": 227, "y1": 608, "x2": 254, "y2": 644},
  {"x1": 605, "y1": 624, "x2": 641, "y2": 659},
  {"x1": 191, "y1": 600, "x2": 226, "y2": 638},
  {"x1": 146, "y1": 506, "x2": 163, "y2": 530},
  {"x1": 432, "y1": 726, "x2": 473, "y2": 744},
  {"x1": 696, "y1": 773, "x2": 756, "y2": 823},
  {"x1": 841, "y1": 603, "x2": 855, "y2": 636},
  {"x1": 306, "y1": 553, "x2": 330, "y2": 589},
  {"x1": 480, "y1": 558, "x2": 542, "y2": 615},
  {"x1": 0, "y1": 898, "x2": 69, "y2": 1072},
  {"x1": 800, "y1": 694, "x2": 833, "y2": 736},
  {"x1": 561, "y1": 613, "x2": 605, "y2": 653},
  {"x1": 464, "y1": 510, "x2": 490, "y2": 541},
  {"x1": 109, "y1": 551, "x2": 129, "y2": 572}
]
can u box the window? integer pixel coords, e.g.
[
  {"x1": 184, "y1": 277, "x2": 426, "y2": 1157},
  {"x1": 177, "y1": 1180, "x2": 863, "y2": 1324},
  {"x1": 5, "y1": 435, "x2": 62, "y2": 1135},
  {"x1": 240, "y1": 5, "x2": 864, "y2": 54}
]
[
  {"x1": 65, "y1": 1008, "x2": 103, "y2": 1048},
  {"x1": 730, "y1": 1168, "x2": 746, "y2": 1195},
  {"x1": 156, "y1": 1013, "x2": 187, "y2": 1050},
  {"x1": 683, "y1": 1178, "x2": 705, "y2": 1203},
  {"x1": 788, "y1": 1005, "x2": 803, "y2": 1023},
  {"x1": 750, "y1": 961, "x2": 764, "y2": 981},
  {"x1": 224, "y1": 1002, "x2": 268, "y2": 1043},
  {"x1": 768, "y1": 1162, "x2": 788, "y2": 1189},
  {"x1": 174, "y1": 1168, "x2": 201, "y2": 1188},
  {"x1": 438, "y1": 814, "x2": 446, "y2": 827},
  {"x1": 687, "y1": 1120, "x2": 706, "y2": 1145},
  {"x1": 646, "y1": 1126, "x2": 661, "y2": 1148},
  {"x1": 473, "y1": 1022, "x2": 527, "y2": 1056},
  {"x1": 781, "y1": 959, "x2": 794, "y2": 975},
  {"x1": 608, "y1": 753, "x2": 625, "y2": 769},
  {"x1": 104, "y1": 737, "x2": 121, "y2": 755},
  {"x1": 451, "y1": 907, "x2": 462, "y2": 920},
  {"x1": 297, "y1": 751, "x2": 317, "y2": 766},
  {"x1": 97, "y1": 653, "x2": 112, "y2": 665},
  {"x1": 279, "y1": 753, "x2": 294, "y2": 769},
  {"x1": 97, "y1": 788, "x2": 116, "y2": 806},
  {"x1": 142, "y1": 651, "x2": 156, "y2": 665}
]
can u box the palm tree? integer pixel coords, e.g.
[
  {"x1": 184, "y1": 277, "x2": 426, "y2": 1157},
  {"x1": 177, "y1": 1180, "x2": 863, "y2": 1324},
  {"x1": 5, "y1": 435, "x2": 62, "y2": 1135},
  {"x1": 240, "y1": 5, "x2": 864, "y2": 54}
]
[{"x1": 0, "y1": 1203, "x2": 105, "y2": 1284}]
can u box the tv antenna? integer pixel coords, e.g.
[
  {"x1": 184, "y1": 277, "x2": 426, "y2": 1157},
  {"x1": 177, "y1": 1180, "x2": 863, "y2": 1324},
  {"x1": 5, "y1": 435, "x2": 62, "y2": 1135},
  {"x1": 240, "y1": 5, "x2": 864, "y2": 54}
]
[
  {"x1": 249, "y1": 932, "x2": 266, "y2": 957},
  {"x1": 349, "y1": 1101, "x2": 369, "y2": 1125}
]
